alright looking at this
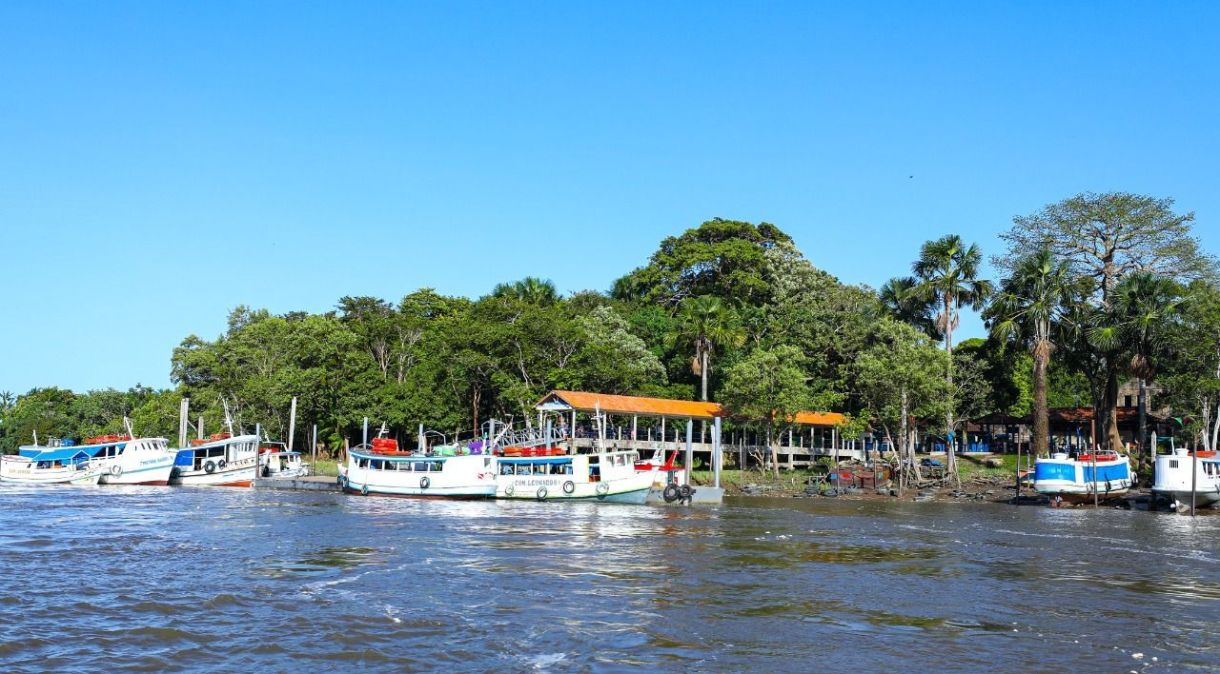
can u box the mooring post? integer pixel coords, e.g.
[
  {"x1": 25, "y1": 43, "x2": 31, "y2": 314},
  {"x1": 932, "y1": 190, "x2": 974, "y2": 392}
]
[
  {"x1": 288, "y1": 396, "x2": 297, "y2": 452},
  {"x1": 1191, "y1": 446, "x2": 1198, "y2": 516},
  {"x1": 713, "y1": 416, "x2": 722, "y2": 489},
  {"x1": 362, "y1": 417, "x2": 368, "y2": 448},
  {"x1": 311, "y1": 424, "x2": 317, "y2": 466},
  {"x1": 685, "y1": 419, "x2": 693, "y2": 487}
]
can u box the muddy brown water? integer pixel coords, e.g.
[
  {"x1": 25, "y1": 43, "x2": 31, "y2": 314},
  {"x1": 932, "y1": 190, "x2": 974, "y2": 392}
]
[{"x1": 0, "y1": 487, "x2": 1216, "y2": 672}]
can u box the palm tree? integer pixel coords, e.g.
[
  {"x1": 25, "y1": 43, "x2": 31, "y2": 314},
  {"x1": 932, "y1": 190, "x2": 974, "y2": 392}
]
[
  {"x1": 1090, "y1": 273, "x2": 1185, "y2": 467},
  {"x1": 880, "y1": 276, "x2": 940, "y2": 339},
  {"x1": 911, "y1": 235, "x2": 993, "y2": 479},
  {"x1": 492, "y1": 277, "x2": 559, "y2": 305},
  {"x1": 985, "y1": 249, "x2": 1080, "y2": 456},
  {"x1": 0, "y1": 391, "x2": 13, "y2": 410},
  {"x1": 673, "y1": 296, "x2": 745, "y2": 401}
]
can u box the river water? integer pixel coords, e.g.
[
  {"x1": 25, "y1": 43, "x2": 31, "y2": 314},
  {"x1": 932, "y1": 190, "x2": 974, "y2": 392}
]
[{"x1": 0, "y1": 487, "x2": 1216, "y2": 673}]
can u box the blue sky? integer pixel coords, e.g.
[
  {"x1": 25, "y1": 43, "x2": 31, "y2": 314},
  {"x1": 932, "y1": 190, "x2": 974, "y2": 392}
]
[{"x1": 2, "y1": 1, "x2": 1217, "y2": 394}]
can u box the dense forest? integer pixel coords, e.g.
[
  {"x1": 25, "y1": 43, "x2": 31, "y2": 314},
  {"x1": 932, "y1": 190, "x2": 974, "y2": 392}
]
[{"x1": 3, "y1": 192, "x2": 1218, "y2": 476}]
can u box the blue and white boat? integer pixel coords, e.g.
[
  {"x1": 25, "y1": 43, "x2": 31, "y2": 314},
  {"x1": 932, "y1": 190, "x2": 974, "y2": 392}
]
[
  {"x1": 20, "y1": 435, "x2": 176, "y2": 486},
  {"x1": 496, "y1": 450, "x2": 655, "y2": 504},
  {"x1": 1, "y1": 448, "x2": 103, "y2": 485},
  {"x1": 1033, "y1": 450, "x2": 1133, "y2": 504}
]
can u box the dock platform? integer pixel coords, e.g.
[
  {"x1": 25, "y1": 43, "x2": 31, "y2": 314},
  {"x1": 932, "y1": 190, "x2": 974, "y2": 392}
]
[{"x1": 253, "y1": 475, "x2": 341, "y2": 492}]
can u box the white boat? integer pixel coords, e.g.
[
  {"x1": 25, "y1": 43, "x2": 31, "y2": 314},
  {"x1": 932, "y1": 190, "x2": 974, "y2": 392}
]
[
  {"x1": 258, "y1": 442, "x2": 310, "y2": 479},
  {"x1": 340, "y1": 437, "x2": 497, "y2": 497},
  {"x1": 1, "y1": 450, "x2": 103, "y2": 485},
  {"x1": 20, "y1": 435, "x2": 176, "y2": 486},
  {"x1": 1033, "y1": 450, "x2": 1134, "y2": 503},
  {"x1": 496, "y1": 449, "x2": 655, "y2": 503},
  {"x1": 171, "y1": 433, "x2": 259, "y2": 487},
  {"x1": 1153, "y1": 448, "x2": 1220, "y2": 510}
]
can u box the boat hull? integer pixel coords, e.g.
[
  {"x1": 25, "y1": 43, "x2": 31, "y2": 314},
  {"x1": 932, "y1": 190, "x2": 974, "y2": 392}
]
[
  {"x1": 496, "y1": 473, "x2": 654, "y2": 504},
  {"x1": 171, "y1": 465, "x2": 256, "y2": 487},
  {"x1": 1034, "y1": 454, "x2": 1133, "y2": 503},
  {"x1": 96, "y1": 456, "x2": 176, "y2": 486}
]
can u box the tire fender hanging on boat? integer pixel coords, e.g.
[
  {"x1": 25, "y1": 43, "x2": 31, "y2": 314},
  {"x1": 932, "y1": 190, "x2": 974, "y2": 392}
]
[
  {"x1": 110, "y1": 464, "x2": 122, "y2": 477},
  {"x1": 217, "y1": 459, "x2": 227, "y2": 470},
  {"x1": 361, "y1": 484, "x2": 369, "y2": 496},
  {"x1": 536, "y1": 486, "x2": 548, "y2": 501},
  {"x1": 420, "y1": 476, "x2": 430, "y2": 490},
  {"x1": 504, "y1": 484, "x2": 515, "y2": 497},
  {"x1": 204, "y1": 460, "x2": 216, "y2": 474},
  {"x1": 595, "y1": 482, "x2": 610, "y2": 497},
  {"x1": 562, "y1": 480, "x2": 575, "y2": 495}
]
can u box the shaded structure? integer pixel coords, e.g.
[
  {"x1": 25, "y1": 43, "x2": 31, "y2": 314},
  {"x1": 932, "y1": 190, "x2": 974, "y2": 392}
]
[{"x1": 535, "y1": 390, "x2": 855, "y2": 474}]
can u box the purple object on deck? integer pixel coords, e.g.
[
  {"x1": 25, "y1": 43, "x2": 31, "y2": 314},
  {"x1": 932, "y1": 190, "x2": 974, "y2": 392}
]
[{"x1": 467, "y1": 440, "x2": 484, "y2": 455}]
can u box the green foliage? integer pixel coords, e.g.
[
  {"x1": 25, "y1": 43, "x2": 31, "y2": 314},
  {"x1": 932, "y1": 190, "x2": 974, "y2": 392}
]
[
  {"x1": 854, "y1": 320, "x2": 951, "y2": 440},
  {"x1": 612, "y1": 218, "x2": 790, "y2": 305}
]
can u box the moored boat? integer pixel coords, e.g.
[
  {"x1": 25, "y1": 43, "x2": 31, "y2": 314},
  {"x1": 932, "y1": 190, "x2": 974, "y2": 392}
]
[
  {"x1": 1, "y1": 449, "x2": 103, "y2": 485},
  {"x1": 497, "y1": 449, "x2": 655, "y2": 503},
  {"x1": 1152, "y1": 448, "x2": 1220, "y2": 510},
  {"x1": 1033, "y1": 450, "x2": 1133, "y2": 504},
  {"x1": 22, "y1": 435, "x2": 175, "y2": 486},
  {"x1": 339, "y1": 437, "x2": 497, "y2": 497},
  {"x1": 258, "y1": 442, "x2": 310, "y2": 479},
  {"x1": 171, "y1": 433, "x2": 259, "y2": 487}
]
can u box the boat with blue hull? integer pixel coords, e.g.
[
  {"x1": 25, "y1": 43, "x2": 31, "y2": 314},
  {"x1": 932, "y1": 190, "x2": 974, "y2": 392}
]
[{"x1": 1034, "y1": 450, "x2": 1133, "y2": 504}]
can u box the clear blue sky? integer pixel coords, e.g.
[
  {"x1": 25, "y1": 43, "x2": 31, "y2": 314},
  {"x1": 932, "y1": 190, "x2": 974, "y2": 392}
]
[{"x1": 2, "y1": 1, "x2": 1217, "y2": 394}]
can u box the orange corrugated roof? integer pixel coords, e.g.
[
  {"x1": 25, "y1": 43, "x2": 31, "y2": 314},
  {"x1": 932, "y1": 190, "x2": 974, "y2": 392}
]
[{"x1": 540, "y1": 390, "x2": 845, "y2": 426}]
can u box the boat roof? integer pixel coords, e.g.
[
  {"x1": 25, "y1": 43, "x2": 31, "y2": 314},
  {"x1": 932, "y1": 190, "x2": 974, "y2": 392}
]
[
  {"x1": 32, "y1": 448, "x2": 91, "y2": 462},
  {"x1": 350, "y1": 448, "x2": 451, "y2": 460}
]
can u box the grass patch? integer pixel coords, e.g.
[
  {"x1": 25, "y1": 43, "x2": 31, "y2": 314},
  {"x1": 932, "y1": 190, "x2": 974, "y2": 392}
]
[{"x1": 310, "y1": 459, "x2": 340, "y2": 477}]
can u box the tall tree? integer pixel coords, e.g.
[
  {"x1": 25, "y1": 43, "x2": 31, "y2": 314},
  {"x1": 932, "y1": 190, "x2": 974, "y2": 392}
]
[
  {"x1": 612, "y1": 218, "x2": 791, "y2": 305},
  {"x1": 1000, "y1": 192, "x2": 1215, "y2": 450},
  {"x1": 910, "y1": 234, "x2": 993, "y2": 481},
  {"x1": 671, "y1": 296, "x2": 745, "y2": 401},
  {"x1": 720, "y1": 345, "x2": 824, "y2": 477},
  {"x1": 855, "y1": 320, "x2": 951, "y2": 489},
  {"x1": 1090, "y1": 273, "x2": 1185, "y2": 465},
  {"x1": 879, "y1": 276, "x2": 940, "y2": 339},
  {"x1": 985, "y1": 249, "x2": 1081, "y2": 456},
  {"x1": 1159, "y1": 281, "x2": 1220, "y2": 451},
  {"x1": 491, "y1": 277, "x2": 559, "y2": 305}
]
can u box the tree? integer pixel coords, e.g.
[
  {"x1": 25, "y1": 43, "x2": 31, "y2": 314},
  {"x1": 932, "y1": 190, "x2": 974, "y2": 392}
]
[
  {"x1": 855, "y1": 320, "x2": 951, "y2": 489},
  {"x1": 985, "y1": 248, "x2": 1081, "y2": 456},
  {"x1": 879, "y1": 276, "x2": 939, "y2": 339},
  {"x1": 720, "y1": 345, "x2": 821, "y2": 477},
  {"x1": 491, "y1": 277, "x2": 559, "y2": 305},
  {"x1": 1159, "y1": 281, "x2": 1220, "y2": 451},
  {"x1": 671, "y1": 296, "x2": 745, "y2": 401},
  {"x1": 1000, "y1": 192, "x2": 1216, "y2": 450},
  {"x1": 909, "y1": 234, "x2": 993, "y2": 482},
  {"x1": 612, "y1": 218, "x2": 791, "y2": 305},
  {"x1": 1090, "y1": 273, "x2": 1185, "y2": 466}
]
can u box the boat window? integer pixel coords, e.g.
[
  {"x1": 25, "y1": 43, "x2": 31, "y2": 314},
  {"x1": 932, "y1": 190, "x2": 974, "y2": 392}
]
[
  {"x1": 1169, "y1": 460, "x2": 1179, "y2": 469},
  {"x1": 413, "y1": 462, "x2": 426, "y2": 472}
]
